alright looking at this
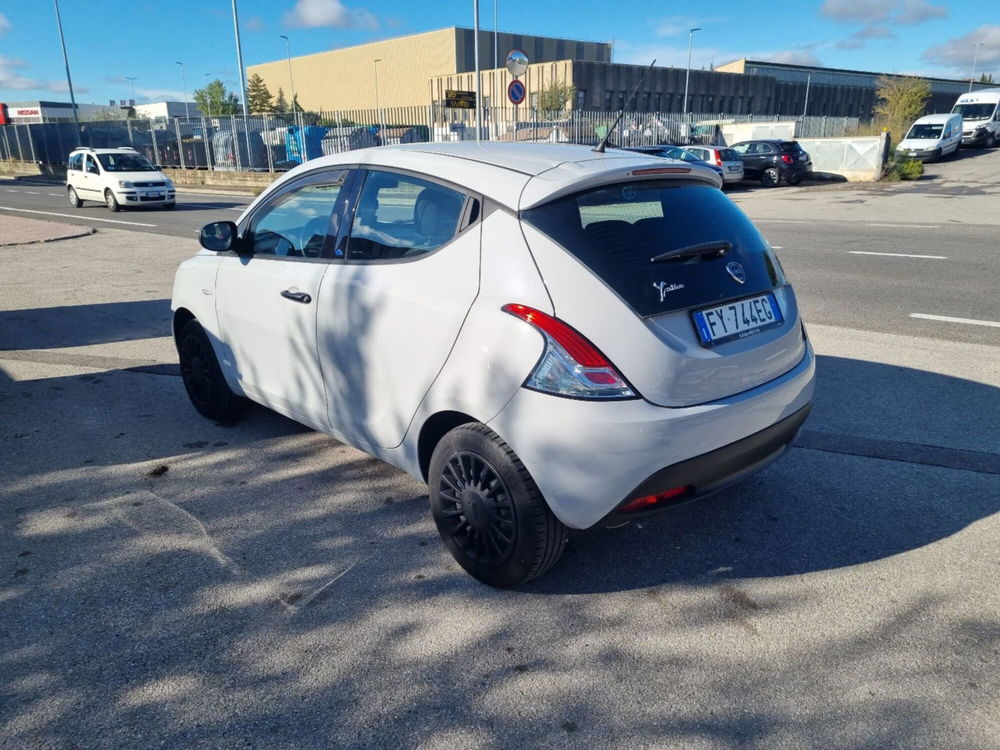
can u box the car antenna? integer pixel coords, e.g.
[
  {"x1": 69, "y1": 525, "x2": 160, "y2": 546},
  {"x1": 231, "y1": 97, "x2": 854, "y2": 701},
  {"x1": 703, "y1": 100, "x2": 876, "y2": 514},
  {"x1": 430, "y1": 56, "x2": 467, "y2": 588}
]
[{"x1": 593, "y1": 59, "x2": 656, "y2": 154}]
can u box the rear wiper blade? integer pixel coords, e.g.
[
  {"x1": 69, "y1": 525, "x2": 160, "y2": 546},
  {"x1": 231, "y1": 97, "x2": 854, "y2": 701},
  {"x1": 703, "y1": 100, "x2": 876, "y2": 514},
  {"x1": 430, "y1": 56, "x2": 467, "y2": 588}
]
[{"x1": 650, "y1": 240, "x2": 732, "y2": 263}]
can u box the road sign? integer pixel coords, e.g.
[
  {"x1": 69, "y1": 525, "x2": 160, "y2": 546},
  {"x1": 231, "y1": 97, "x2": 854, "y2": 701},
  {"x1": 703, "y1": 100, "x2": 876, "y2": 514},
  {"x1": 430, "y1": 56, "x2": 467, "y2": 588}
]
[
  {"x1": 445, "y1": 89, "x2": 476, "y2": 109},
  {"x1": 508, "y1": 79, "x2": 526, "y2": 106},
  {"x1": 506, "y1": 49, "x2": 529, "y2": 78}
]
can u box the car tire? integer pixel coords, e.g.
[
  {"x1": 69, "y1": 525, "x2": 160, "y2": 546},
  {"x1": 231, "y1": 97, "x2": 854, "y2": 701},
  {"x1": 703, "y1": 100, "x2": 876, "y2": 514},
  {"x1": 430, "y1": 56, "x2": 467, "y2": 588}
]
[
  {"x1": 760, "y1": 167, "x2": 780, "y2": 187},
  {"x1": 176, "y1": 319, "x2": 244, "y2": 422},
  {"x1": 105, "y1": 190, "x2": 121, "y2": 212},
  {"x1": 787, "y1": 173, "x2": 802, "y2": 186},
  {"x1": 68, "y1": 186, "x2": 82, "y2": 208},
  {"x1": 989, "y1": 132, "x2": 998, "y2": 148},
  {"x1": 429, "y1": 423, "x2": 568, "y2": 588}
]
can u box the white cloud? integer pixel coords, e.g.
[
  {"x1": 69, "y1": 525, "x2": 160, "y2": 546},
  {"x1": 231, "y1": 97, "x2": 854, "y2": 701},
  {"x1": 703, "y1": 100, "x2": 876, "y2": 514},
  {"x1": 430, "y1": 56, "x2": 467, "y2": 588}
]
[
  {"x1": 245, "y1": 16, "x2": 265, "y2": 32},
  {"x1": 0, "y1": 13, "x2": 11, "y2": 36},
  {"x1": 835, "y1": 25, "x2": 896, "y2": 50},
  {"x1": 922, "y1": 25, "x2": 1000, "y2": 74},
  {"x1": 764, "y1": 50, "x2": 824, "y2": 67},
  {"x1": 0, "y1": 54, "x2": 89, "y2": 93},
  {"x1": 617, "y1": 43, "x2": 822, "y2": 71},
  {"x1": 283, "y1": 0, "x2": 377, "y2": 30},
  {"x1": 821, "y1": 0, "x2": 946, "y2": 26},
  {"x1": 135, "y1": 87, "x2": 186, "y2": 103}
]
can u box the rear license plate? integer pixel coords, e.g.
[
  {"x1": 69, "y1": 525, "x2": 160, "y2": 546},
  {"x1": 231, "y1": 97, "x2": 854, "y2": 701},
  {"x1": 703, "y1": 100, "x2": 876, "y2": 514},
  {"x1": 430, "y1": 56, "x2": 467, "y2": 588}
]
[
  {"x1": 692, "y1": 292, "x2": 783, "y2": 347},
  {"x1": 727, "y1": 166, "x2": 742, "y2": 172},
  {"x1": 799, "y1": 154, "x2": 807, "y2": 161}
]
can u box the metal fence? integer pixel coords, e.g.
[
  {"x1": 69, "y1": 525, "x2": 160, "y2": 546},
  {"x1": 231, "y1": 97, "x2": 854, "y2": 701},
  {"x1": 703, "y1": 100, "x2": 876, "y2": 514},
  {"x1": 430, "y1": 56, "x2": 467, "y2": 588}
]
[{"x1": 0, "y1": 107, "x2": 864, "y2": 172}]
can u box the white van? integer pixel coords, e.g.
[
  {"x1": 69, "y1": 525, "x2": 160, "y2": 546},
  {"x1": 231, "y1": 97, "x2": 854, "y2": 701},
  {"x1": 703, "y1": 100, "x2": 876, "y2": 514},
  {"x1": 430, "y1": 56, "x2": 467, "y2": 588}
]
[
  {"x1": 895, "y1": 113, "x2": 963, "y2": 161},
  {"x1": 951, "y1": 88, "x2": 1000, "y2": 147}
]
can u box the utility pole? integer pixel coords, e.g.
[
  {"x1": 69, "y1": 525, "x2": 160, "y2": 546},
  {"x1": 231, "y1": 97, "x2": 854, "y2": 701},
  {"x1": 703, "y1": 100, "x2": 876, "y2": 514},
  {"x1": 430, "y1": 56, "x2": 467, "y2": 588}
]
[
  {"x1": 373, "y1": 58, "x2": 382, "y2": 128},
  {"x1": 970, "y1": 43, "x2": 984, "y2": 91},
  {"x1": 473, "y1": 0, "x2": 482, "y2": 141},
  {"x1": 682, "y1": 27, "x2": 701, "y2": 117},
  {"x1": 231, "y1": 0, "x2": 250, "y2": 119},
  {"x1": 126, "y1": 76, "x2": 138, "y2": 104},
  {"x1": 176, "y1": 61, "x2": 189, "y2": 120},
  {"x1": 53, "y1": 0, "x2": 80, "y2": 142},
  {"x1": 204, "y1": 73, "x2": 213, "y2": 118},
  {"x1": 280, "y1": 35, "x2": 300, "y2": 129},
  {"x1": 803, "y1": 73, "x2": 811, "y2": 118}
]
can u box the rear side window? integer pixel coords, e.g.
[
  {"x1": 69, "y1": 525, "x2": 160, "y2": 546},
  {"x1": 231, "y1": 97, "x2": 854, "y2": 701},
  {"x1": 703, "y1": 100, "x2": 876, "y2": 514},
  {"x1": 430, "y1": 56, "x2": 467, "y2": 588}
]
[
  {"x1": 68, "y1": 153, "x2": 83, "y2": 171},
  {"x1": 522, "y1": 182, "x2": 783, "y2": 317},
  {"x1": 719, "y1": 148, "x2": 740, "y2": 161},
  {"x1": 779, "y1": 141, "x2": 803, "y2": 152},
  {"x1": 346, "y1": 171, "x2": 465, "y2": 261}
]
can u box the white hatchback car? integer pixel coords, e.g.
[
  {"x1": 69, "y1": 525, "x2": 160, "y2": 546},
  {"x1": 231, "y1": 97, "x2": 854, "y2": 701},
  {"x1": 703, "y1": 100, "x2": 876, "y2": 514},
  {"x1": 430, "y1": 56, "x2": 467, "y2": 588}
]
[
  {"x1": 66, "y1": 147, "x2": 175, "y2": 211},
  {"x1": 171, "y1": 143, "x2": 815, "y2": 587}
]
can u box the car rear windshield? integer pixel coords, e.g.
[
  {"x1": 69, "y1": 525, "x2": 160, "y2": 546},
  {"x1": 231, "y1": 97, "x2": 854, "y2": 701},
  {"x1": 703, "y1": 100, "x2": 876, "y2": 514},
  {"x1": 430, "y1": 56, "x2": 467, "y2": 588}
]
[
  {"x1": 719, "y1": 148, "x2": 740, "y2": 161},
  {"x1": 779, "y1": 141, "x2": 804, "y2": 152},
  {"x1": 521, "y1": 181, "x2": 783, "y2": 317}
]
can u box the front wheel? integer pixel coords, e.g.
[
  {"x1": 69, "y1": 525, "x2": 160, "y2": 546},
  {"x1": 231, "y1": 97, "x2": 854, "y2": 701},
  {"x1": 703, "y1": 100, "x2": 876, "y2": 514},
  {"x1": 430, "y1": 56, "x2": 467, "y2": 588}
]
[
  {"x1": 67, "y1": 186, "x2": 82, "y2": 208},
  {"x1": 177, "y1": 319, "x2": 244, "y2": 422},
  {"x1": 760, "y1": 167, "x2": 781, "y2": 187},
  {"x1": 105, "y1": 190, "x2": 121, "y2": 212},
  {"x1": 429, "y1": 423, "x2": 567, "y2": 587},
  {"x1": 787, "y1": 173, "x2": 802, "y2": 186}
]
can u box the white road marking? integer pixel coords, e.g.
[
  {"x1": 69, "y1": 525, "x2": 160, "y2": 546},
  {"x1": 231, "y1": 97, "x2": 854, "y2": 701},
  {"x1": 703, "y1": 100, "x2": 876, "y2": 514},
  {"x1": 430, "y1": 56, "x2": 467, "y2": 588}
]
[
  {"x1": 4, "y1": 189, "x2": 18, "y2": 193},
  {"x1": 850, "y1": 251, "x2": 946, "y2": 259},
  {"x1": 909, "y1": 313, "x2": 1000, "y2": 329},
  {"x1": 48, "y1": 193, "x2": 62, "y2": 197},
  {"x1": 771, "y1": 246, "x2": 784, "y2": 249},
  {"x1": 867, "y1": 223, "x2": 940, "y2": 229},
  {"x1": 24, "y1": 191, "x2": 40, "y2": 195},
  {"x1": 0, "y1": 206, "x2": 157, "y2": 227},
  {"x1": 229, "y1": 207, "x2": 245, "y2": 212},
  {"x1": 755, "y1": 219, "x2": 808, "y2": 224}
]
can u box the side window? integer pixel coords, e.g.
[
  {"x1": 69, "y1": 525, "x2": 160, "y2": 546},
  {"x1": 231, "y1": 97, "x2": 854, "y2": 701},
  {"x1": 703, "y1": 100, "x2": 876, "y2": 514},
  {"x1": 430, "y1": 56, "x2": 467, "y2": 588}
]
[
  {"x1": 732, "y1": 143, "x2": 750, "y2": 155},
  {"x1": 68, "y1": 153, "x2": 82, "y2": 171},
  {"x1": 85, "y1": 155, "x2": 100, "y2": 174},
  {"x1": 246, "y1": 173, "x2": 346, "y2": 259},
  {"x1": 345, "y1": 171, "x2": 465, "y2": 262}
]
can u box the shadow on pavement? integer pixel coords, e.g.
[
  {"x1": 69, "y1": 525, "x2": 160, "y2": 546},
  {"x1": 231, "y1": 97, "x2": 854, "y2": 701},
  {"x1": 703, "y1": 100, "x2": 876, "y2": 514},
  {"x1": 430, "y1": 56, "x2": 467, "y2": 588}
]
[{"x1": 0, "y1": 299, "x2": 172, "y2": 350}]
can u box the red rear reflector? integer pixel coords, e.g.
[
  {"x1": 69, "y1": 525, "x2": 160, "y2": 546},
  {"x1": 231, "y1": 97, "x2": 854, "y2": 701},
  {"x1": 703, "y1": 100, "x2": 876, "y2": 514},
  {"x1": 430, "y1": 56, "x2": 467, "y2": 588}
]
[
  {"x1": 619, "y1": 486, "x2": 690, "y2": 513},
  {"x1": 631, "y1": 167, "x2": 691, "y2": 175},
  {"x1": 501, "y1": 304, "x2": 611, "y2": 368}
]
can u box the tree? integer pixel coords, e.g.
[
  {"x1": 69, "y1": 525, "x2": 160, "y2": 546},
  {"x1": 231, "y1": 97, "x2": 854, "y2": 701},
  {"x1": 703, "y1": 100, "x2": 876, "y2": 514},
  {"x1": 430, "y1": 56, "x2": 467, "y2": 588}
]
[
  {"x1": 537, "y1": 81, "x2": 576, "y2": 112},
  {"x1": 275, "y1": 87, "x2": 289, "y2": 113},
  {"x1": 246, "y1": 73, "x2": 275, "y2": 114},
  {"x1": 980, "y1": 73, "x2": 995, "y2": 84},
  {"x1": 193, "y1": 79, "x2": 241, "y2": 117},
  {"x1": 291, "y1": 93, "x2": 304, "y2": 113},
  {"x1": 874, "y1": 75, "x2": 930, "y2": 146}
]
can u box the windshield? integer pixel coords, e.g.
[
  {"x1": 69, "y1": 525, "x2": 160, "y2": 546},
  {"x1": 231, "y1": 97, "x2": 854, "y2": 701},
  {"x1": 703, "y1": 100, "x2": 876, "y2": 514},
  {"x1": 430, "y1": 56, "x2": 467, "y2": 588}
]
[
  {"x1": 952, "y1": 103, "x2": 996, "y2": 120},
  {"x1": 522, "y1": 182, "x2": 783, "y2": 316},
  {"x1": 96, "y1": 153, "x2": 156, "y2": 172},
  {"x1": 661, "y1": 147, "x2": 702, "y2": 163},
  {"x1": 906, "y1": 123, "x2": 943, "y2": 139}
]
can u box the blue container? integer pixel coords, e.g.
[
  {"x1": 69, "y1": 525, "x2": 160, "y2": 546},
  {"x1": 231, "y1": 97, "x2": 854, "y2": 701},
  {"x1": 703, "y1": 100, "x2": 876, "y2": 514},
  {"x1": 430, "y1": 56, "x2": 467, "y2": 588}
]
[{"x1": 285, "y1": 125, "x2": 327, "y2": 163}]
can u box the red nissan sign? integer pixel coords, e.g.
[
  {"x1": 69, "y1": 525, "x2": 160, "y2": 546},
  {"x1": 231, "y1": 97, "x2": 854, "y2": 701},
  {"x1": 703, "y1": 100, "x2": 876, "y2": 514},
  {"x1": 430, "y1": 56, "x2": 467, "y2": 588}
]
[{"x1": 14, "y1": 108, "x2": 40, "y2": 117}]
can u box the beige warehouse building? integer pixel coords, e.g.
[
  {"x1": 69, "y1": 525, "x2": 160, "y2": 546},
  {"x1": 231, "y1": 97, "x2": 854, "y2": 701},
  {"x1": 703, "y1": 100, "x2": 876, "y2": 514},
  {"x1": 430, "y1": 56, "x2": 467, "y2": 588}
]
[{"x1": 248, "y1": 27, "x2": 611, "y2": 112}]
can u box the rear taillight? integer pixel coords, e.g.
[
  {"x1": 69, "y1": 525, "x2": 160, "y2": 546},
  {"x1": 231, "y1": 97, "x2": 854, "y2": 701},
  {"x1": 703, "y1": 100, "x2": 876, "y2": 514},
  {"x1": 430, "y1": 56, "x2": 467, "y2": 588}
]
[
  {"x1": 714, "y1": 150, "x2": 723, "y2": 167},
  {"x1": 781, "y1": 154, "x2": 794, "y2": 164},
  {"x1": 619, "y1": 486, "x2": 691, "y2": 513},
  {"x1": 502, "y1": 304, "x2": 636, "y2": 400}
]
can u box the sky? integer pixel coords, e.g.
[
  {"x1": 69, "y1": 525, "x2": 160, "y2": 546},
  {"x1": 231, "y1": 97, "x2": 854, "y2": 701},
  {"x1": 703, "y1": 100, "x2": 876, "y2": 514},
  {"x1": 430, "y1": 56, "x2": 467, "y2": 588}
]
[{"x1": 0, "y1": 0, "x2": 997, "y2": 105}]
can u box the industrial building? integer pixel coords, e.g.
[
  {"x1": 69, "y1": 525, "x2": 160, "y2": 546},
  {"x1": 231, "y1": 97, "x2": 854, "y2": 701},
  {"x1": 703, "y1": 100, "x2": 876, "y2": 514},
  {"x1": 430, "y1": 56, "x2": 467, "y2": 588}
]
[{"x1": 247, "y1": 27, "x2": 610, "y2": 112}]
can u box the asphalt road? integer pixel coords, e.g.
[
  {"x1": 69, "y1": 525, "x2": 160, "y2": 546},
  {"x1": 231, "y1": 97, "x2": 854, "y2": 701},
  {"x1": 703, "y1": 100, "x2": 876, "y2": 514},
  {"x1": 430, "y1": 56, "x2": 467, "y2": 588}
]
[{"x1": 1, "y1": 153, "x2": 999, "y2": 749}]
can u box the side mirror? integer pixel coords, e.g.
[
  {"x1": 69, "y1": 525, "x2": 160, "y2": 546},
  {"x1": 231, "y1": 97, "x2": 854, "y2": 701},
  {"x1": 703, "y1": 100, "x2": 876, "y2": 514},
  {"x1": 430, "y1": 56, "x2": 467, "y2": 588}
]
[{"x1": 199, "y1": 221, "x2": 239, "y2": 253}]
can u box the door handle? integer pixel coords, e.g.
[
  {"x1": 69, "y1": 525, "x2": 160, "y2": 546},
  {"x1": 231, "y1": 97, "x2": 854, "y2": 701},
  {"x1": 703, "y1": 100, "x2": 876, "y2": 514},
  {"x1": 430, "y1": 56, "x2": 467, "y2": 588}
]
[{"x1": 280, "y1": 289, "x2": 312, "y2": 304}]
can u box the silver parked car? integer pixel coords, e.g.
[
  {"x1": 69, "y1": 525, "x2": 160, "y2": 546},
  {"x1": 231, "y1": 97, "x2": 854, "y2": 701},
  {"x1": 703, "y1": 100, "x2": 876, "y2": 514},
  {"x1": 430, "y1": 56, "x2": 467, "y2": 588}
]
[{"x1": 684, "y1": 146, "x2": 745, "y2": 184}]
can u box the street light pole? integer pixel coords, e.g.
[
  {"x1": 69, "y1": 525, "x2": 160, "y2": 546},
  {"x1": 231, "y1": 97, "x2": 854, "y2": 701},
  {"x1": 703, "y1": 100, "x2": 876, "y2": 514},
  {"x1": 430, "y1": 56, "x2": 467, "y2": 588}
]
[
  {"x1": 373, "y1": 58, "x2": 382, "y2": 128},
  {"x1": 279, "y1": 35, "x2": 300, "y2": 129},
  {"x1": 126, "y1": 76, "x2": 138, "y2": 104},
  {"x1": 802, "y1": 73, "x2": 811, "y2": 118},
  {"x1": 176, "y1": 61, "x2": 189, "y2": 120},
  {"x1": 52, "y1": 0, "x2": 80, "y2": 142},
  {"x1": 682, "y1": 27, "x2": 701, "y2": 117},
  {"x1": 970, "y1": 43, "x2": 984, "y2": 91},
  {"x1": 231, "y1": 0, "x2": 250, "y2": 120},
  {"x1": 204, "y1": 73, "x2": 213, "y2": 118},
  {"x1": 473, "y1": 0, "x2": 482, "y2": 141}
]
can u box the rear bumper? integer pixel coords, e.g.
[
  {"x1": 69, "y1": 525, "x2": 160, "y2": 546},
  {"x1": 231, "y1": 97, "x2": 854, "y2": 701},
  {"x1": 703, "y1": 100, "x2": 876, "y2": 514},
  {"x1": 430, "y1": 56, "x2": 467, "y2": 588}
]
[
  {"x1": 486, "y1": 343, "x2": 816, "y2": 529},
  {"x1": 599, "y1": 402, "x2": 811, "y2": 526}
]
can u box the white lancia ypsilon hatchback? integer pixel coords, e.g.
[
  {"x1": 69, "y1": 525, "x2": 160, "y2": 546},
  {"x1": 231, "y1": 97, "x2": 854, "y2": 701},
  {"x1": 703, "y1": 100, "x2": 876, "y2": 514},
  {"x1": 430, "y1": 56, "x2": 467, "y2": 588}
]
[{"x1": 171, "y1": 143, "x2": 815, "y2": 587}]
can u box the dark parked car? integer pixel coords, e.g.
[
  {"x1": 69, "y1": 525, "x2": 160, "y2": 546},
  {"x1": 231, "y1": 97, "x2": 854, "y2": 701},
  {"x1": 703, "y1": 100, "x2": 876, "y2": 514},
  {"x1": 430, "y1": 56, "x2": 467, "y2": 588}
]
[
  {"x1": 622, "y1": 145, "x2": 726, "y2": 182},
  {"x1": 730, "y1": 140, "x2": 813, "y2": 187}
]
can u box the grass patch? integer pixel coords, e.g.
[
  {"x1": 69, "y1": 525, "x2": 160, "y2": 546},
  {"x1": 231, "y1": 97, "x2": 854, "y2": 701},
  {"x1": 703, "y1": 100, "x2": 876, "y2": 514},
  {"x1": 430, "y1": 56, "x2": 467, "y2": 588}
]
[{"x1": 882, "y1": 157, "x2": 924, "y2": 181}]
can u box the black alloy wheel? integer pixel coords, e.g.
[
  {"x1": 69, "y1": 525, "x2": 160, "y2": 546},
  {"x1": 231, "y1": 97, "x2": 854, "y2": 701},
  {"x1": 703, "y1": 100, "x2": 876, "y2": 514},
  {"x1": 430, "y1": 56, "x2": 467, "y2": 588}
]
[
  {"x1": 177, "y1": 319, "x2": 243, "y2": 421},
  {"x1": 437, "y1": 451, "x2": 517, "y2": 567},
  {"x1": 429, "y1": 423, "x2": 567, "y2": 587},
  {"x1": 761, "y1": 167, "x2": 780, "y2": 187}
]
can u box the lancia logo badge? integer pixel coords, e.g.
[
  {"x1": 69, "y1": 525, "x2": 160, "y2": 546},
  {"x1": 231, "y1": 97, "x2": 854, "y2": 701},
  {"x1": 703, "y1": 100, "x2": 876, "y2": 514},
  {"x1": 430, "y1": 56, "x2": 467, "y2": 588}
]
[{"x1": 726, "y1": 262, "x2": 746, "y2": 284}]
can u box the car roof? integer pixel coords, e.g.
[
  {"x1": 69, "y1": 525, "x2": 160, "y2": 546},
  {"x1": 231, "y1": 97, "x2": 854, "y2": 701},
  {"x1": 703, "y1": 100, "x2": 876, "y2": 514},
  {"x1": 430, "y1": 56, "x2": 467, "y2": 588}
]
[
  {"x1": 265, "y1": 142, "x2": 721, "y2": 211},
  {"x1": 913, "y1": 113, "x2": 961, "y2": 123},
  {"x1": 70, "y1": 147, "x2": 139, "y2": 154}
]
